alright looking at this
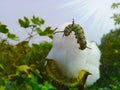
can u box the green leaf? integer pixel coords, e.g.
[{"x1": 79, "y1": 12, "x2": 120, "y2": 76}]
[
  {"x1": 36, "y1": 28, "x2": 43, "y2": 34},
  {"x1": 111, "y1": 14, "x2": 120, "y2": 25},
  {"x1": 24, "y1": 17, "x2": 29, "y2": 23},
  {"x1": 31, "y1": 16, "x2": 44, "y2": 26},
  {"x1": 0, "y1": 23, "x2": 9, "y2": 34},
  {"x1": 36, "y1": 27, "x2": 54, "y2": 39},
  {"x1": 44, "y1": 27, "x2": 54, "y2": 33},
  {"x1": 111, "y1": 2, "x2": 120, "y2": 9},
  {"x1": 0, "y1": 64, "x2": 5, "y2": 70},
  {"x1": 18, "y1": 17, "x2": 30, "y2": 28},
  {"x1": 36, "y1": 28, "x2": 46, "y2": 36},
  {"x1": 7, "y1": 32, "x2": 18, "y2": 40},
  {"x1": 44, "y1": 27, "x2": 54, "y2": 39},
  {"x1": 16, "y1": 65, "x2": 31, "y2": 75}
]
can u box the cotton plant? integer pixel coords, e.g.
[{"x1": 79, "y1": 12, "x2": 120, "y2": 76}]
[{"x1": 46, "y1": 22, "x2": 101, "y2": 86}]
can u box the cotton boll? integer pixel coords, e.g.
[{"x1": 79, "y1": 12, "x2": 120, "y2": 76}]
[{"x1": 47, "y1": 23, "x2": 101, "y2": 86}]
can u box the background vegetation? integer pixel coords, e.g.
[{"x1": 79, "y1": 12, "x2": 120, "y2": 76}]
[
  {"x1": 89, "y1": 2, "x2": 120, "y2": 90},
  {"x1": 0, "y1": 2, "x2": 120, "y2": 90}
]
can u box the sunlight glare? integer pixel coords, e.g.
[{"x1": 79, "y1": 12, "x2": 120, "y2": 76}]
[{"x1": 61, "y1": 0, "x2": 119, "y2": 43}]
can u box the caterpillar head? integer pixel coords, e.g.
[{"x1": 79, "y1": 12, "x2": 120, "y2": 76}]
[
  {"x1": 63, "y1": 24, "x2": 73, "y2": 36},
  {"x1": 63, "y1": 19, "x2": 75, "y2": 36}
]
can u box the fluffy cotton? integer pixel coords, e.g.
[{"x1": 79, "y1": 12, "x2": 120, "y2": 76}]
[{"x1": 47, "y1": 23, "x2": 101, "y2": 86}]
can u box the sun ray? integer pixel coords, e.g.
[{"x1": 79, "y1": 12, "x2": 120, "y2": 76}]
[{"x1": 61, "y1": 0, "x2": 119, "y2": 43}]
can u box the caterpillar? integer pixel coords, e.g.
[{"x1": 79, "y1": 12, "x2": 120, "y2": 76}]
[
  {"x1": 55, "y1": 20, "x2": 90, "y2": 50},
  {"x1": 63, "y1": 20, "x2": 88, "y2": 50}
]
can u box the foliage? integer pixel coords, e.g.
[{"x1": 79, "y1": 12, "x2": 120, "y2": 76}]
[
  {"x1": 0, "y1": 39, "x2": 54, "y2": 90},
  {"x1": 0, "y1": 16, "x2": 56, "y2": 90},
  {"x1": 111, "y1": 2, "x2": 120, "y2": 25},
  {"x1": 111, "y1": 2, "x2": 120, "y2": 9},
  {"x1": 18, "y1": 16, "x2": 54, "y2": 41},
  {"x1": 111, "y1": 14, "x2": 120, "y2": 25},
  {"x1": 99, "y1": 29, "x2": 120, "y2": 88},
  {"x1": 0, "y1": 22, "x2": 18, "y2": 40},
  {"x1": 88, "y1": 28, "x2": 120, "y2": 90}
]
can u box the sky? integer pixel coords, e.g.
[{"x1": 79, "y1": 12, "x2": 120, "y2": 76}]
[{"x1": 0, "y1": 0, "x2": 119, "y2": 44}]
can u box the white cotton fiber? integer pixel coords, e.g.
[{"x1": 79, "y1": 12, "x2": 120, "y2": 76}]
[{"x1": 47, "y1": 23, "x2": 101, "y2": 86}]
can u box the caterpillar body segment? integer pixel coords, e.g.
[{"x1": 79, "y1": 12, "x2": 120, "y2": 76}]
[
  {"x1": 54, "y1": 20, "x2": 91, "y2": 50},
  {"x1": 63, "y1": 23, "x2": 87, "y2": 50}
]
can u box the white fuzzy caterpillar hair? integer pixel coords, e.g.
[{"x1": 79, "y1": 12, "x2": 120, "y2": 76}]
[{"x1": 47, "y1": 23, "x2": 101, "y2": 86}]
